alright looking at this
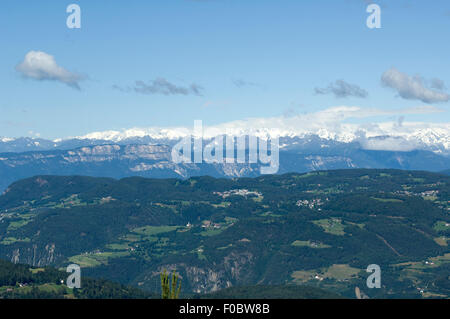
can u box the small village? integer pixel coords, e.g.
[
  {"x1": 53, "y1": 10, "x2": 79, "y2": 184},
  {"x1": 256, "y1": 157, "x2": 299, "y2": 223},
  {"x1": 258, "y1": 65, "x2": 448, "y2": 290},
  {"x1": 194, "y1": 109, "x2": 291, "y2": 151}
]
[
  {"x1": 213, "y1": 189, "x2": 263, "y2": 199},
  {"x1": 296, "y1": 198, "x2": 328, "y2": 210}
]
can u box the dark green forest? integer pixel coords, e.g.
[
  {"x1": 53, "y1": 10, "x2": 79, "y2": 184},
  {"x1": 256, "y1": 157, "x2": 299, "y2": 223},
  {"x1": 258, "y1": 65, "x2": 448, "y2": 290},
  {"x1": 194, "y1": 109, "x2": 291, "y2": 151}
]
[{"x1": 0, "y1": 259, "x2": 152, "y2": 299}]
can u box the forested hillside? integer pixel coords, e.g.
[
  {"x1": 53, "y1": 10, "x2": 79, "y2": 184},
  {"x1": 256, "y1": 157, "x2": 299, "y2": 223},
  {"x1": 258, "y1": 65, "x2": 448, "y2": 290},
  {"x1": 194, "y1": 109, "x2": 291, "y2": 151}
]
[
  {"x1": 0, "y1": 259, "x2": 151, "y2": 299},
  {"x1": 0, "y1": 169, "x2": 448, "y2": 298}
]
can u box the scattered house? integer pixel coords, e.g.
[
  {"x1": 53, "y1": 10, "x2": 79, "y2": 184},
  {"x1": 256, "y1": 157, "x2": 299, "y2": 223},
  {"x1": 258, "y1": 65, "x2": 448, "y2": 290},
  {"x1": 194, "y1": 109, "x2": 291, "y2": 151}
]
[
  {"x1": 202, "y1": 220, "x2": 212, "y2": 228},
  {"x1": 201, "y1": 220, "x2": 221, "y2": 229},
  {"x1": 395, "y1": 189, "x2": 440, "y2": 198},
  {"x1": 100, "y1": 196, "x2": 116, "y2": 204},
  {"x1": 421, "y1": 190, "x2": 439, "y2": 197},
  {"x1": 296, "y1": 198, "x2": 328, "y2": 209}
]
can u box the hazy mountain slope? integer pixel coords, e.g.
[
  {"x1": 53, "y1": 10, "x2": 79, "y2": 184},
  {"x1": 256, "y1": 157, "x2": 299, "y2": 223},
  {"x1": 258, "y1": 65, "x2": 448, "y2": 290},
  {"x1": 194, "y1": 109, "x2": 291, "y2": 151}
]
[{"x1": 0, "y1": 141, "x2": 449, "y2": 192}]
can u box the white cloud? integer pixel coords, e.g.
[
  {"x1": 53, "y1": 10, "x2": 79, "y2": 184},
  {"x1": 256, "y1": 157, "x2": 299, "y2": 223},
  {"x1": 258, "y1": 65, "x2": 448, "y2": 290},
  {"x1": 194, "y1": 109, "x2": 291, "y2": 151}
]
[
  {"x1": 356, "y1": 135, "x2": 418, "y2": 152},
  {"x1": 114, "y1": 78, "x2": 203, "y2": 96},
  {"x1": 381, "y1": 68, "x2": 449, "y2": 103},
  {"x1": 16, "y1": 51, "x2": 84, "y2": 89},
  {"x1": 232, "y1": 78, "x2": 264, "y2": 90}
]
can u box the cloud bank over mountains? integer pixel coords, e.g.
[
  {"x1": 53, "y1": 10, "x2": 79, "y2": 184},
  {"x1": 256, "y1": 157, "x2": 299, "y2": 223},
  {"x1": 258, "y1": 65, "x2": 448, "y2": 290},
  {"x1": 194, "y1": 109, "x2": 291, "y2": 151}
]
[{"x1": 74, "y1": 105, "x2": 449, "y2": 154}]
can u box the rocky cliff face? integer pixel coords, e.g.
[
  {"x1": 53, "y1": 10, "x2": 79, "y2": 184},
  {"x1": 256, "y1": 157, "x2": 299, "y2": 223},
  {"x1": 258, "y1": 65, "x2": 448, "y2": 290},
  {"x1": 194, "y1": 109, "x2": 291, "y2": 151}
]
[
  {"x1": 9, "y1": 243, "x2": 59, "y2": 267},
  {"x1": 0, "y1": 140, "x2": 449, "y2": 192},
  {"x1": 148, "y1": 251, "x2": 255, "y2": 294}
]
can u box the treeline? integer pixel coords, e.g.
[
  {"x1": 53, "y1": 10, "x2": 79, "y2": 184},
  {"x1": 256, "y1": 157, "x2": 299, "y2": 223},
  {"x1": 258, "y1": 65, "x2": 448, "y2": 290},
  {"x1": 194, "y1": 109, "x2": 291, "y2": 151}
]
[{"x1": 0, "y1": 259, "x2": 152, "y2": 299}]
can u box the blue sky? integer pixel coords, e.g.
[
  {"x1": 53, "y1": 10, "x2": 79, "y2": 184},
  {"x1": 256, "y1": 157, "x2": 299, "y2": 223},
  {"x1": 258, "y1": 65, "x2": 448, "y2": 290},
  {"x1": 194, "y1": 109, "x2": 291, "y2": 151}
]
[{"x1": 0, "y1": 0, "x2": 449, "y2": 139}]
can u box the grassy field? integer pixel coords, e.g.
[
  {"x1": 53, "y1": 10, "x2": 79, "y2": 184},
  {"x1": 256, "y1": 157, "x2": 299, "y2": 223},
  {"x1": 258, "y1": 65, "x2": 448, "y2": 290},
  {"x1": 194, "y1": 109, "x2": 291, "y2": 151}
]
[
  {"x1": 433, "y1": 221, "x2": 450, "y2": 232},
  {"x1": 291, "y1": 270, "x2": 317, "y2": 283},
  {"x1": 434, "y1": 237, "x2": 448, "y2": 247},
  {"x1": 68, "y1": 251, "x2": 130, "y2": 268},
  {"x1": 291, "y1": 240, "x2": 331, "y2": 249},
  {"x1": 212, "y1": 202, "x2": 231, "y2": 208},
  {"x1": 7, "y1": 219, "x2": 33, "y2": 231},
  {"x1": 313, "y1": 218, "x2": 345, "y2": 236},
  {"x1": 29, "y1": 268, "x2": 45, "y2": 274},
  {"x1": 132, "y1": 225, "x2": 180, "y2": 236},
  {"x1": 291, "y1": 264, "x2": 360, "y2": 283},
  {"x1": 105, "y1": 243, "x2": 132, "y2": 250},
  {"x1": 0, "y1": 237, "x2": 31, "y2": 245},
  {"x1": 323, "y1": 264, "x2": 360, "y2": 281},
  {"x1": 199, "y1": 228, "x2": 226, "y2": 237},
  {"x1": 372, "y1": 197, "x2": 403, "y2": 203}
]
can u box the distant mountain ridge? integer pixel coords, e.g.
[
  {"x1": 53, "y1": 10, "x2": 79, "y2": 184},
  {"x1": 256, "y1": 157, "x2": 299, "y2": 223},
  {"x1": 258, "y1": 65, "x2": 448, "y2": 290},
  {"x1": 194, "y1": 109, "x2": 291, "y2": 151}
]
[
  {"x1": 0, "y1": 130, "x2": 448, "y2": 193},
  {"x1": 0, "y1": 138, "x2": 449, "y2": 192},
  {"x1": 1, "y1": 126, "x2": 449, "y2": 155}
]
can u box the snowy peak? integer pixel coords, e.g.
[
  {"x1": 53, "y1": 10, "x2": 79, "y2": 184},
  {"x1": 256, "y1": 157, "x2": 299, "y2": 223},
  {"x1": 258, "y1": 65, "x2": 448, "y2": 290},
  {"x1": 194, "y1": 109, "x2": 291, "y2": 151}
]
[
  {"x1": 1, "y1": 117, "x2": 449, "y2": 155},
  {"x1": 69, "y1": 121, "x2": 449, "y2": 155}
]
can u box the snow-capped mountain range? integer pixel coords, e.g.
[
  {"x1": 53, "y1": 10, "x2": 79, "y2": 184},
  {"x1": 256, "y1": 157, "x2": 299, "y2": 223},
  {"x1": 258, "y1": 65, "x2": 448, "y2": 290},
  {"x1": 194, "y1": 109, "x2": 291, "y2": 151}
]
[
  {"x1": 1, "y1": 120, "x2": 448, "y2": 156},
  {"x1": 74, "y1": 123, "x2": 449, "y2": 154},
  {"x1": 0, "y1": 106, "x2": 449, "y2": 191},
  {"x1": 1, "y1": 105, "x2": 448, "y2": 154},
  {"x1": 0, "y1": 124, "x2": 449, "y2": 191}
]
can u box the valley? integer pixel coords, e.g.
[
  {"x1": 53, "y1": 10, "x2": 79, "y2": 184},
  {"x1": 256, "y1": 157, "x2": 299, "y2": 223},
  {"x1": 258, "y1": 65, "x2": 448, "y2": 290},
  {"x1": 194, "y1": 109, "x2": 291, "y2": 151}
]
[{"x1": 0, "y1": 169, "x2": 448, "y2": 298}]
